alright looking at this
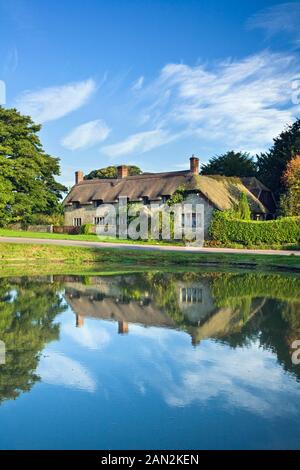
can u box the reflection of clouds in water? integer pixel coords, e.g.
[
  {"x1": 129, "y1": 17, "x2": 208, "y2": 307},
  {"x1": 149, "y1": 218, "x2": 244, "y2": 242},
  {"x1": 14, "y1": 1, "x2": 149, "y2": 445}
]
[
  {"x1": 38, "y1": 351, "x2": 96, "y2": 393},
  {"x1": 62, "y1": 319, "x2": 111, "y2": 350},
  {"x1": 125, "y1": 325, "x2": 300, "y2": 416},
  {"x1": 164, "y1": 342, "x2": 300, "y2": 415},
  {"x1": 130, "y1": 324, "x2": 178, "y2": 341}
]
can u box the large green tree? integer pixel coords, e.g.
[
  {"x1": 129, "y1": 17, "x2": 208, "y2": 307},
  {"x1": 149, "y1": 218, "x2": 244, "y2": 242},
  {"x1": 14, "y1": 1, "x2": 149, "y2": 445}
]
[
  {"x1": 257, "y1": 118, "x2": 300, "y2": 200},
  {"x1": 201, "y1": 151, "x2": 257, "y2": 177},
  {"x1": 0, "y1": 107, "x2": 66, "y2": 225},
  {"x1": 84, "y1": 165, "x2": 142, "y2": 180}
]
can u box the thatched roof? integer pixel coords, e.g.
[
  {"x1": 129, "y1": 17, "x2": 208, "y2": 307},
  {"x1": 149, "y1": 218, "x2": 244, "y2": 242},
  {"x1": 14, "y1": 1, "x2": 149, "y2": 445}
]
[
  {"x1": 64, "y1": 170, "x2": 270, "y2": 213},
  {"x1": 241, "y1": 177, "x2": 277, "y2": 213}
]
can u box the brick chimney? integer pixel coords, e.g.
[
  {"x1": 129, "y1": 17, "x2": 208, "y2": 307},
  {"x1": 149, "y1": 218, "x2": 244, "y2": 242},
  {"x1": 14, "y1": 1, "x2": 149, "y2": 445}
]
[
  {"x1": 117, "y1": 165, "x2": 128, "y2": 179},
  {"x1": 76, "y1": 315, "x2": 84, "y2": 328},
  {"x1": 190, "y1": 155, "x2": 199, "y2": 175},
  {"x1": 75, "y1": 170, "x2": 84, "y2": 184},
  {"x1": 118, "y1": 320, "x2": 129, "y2": 334}
]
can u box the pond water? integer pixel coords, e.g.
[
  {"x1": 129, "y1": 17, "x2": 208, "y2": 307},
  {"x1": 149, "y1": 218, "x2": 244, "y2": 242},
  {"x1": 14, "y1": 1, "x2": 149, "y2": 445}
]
[{"x1": 0, "y1": 269, "x2": 299, "y2": 450}]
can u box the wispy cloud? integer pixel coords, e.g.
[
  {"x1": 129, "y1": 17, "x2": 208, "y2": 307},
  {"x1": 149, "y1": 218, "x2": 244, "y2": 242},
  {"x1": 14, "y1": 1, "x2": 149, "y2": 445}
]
[
  {"x1": 62, "y1": 119, "x2": 111, "y2": 150},
  {"x1": 16, "y1": 78, "x2": 96, "y2": 123},
  {"x1": 62, "y1": 319, "x2": 111, "y2": 350},
  {"x1": 132, "y1": 76, "x2": 144, "y2": 91},
  {"x1": 128, "y1": 51, "x2": 300, "y2": 154},
  {"x1": 247, "y1": 2, "x2": 300, "y2": 37},
  {"x1": 102, "y1": 128, "x2": 181, "y2": 158},
  {"x1": 38, "y1": 351, "x2": 96, "y2": 393}
]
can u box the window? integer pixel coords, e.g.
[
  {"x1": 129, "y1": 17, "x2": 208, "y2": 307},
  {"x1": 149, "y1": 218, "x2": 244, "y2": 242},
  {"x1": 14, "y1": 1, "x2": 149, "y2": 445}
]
[
  {"x1": 181, "y1": 288, "x2": 203, "y2": 303},
  {"x1": 94, "y1": 200, "x2": 103, "y2": 208},
  {"x1": 94, "y1": 217, "x2": 105, "y2": 225},
  {"x1": 182, "y1": 213, "x2": 201, "y2": 228},
  {"x1": 142, "y1": 196, "x2": 150, "y2": 205},
  {"x1": 73, "y1": 201, "x2": 80, "y2": 209},
  {"x1": 162, "y1": 195, "x2": 170, "y2": 203},
  {"x1": 73, "y1": 218, "x2": 82, "y2": 227}
]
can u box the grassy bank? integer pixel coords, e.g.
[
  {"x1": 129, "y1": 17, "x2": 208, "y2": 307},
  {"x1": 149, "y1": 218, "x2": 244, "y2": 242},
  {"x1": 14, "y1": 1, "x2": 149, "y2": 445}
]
[{"x1": 0, "y1": 242, "x2": 299, "y2": 276}]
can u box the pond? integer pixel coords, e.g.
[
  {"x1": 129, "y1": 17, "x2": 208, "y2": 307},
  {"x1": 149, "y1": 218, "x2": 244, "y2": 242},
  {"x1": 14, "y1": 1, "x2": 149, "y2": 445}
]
[{"x1": 0, "y1": 269, "x2": 299, "y2": 449}]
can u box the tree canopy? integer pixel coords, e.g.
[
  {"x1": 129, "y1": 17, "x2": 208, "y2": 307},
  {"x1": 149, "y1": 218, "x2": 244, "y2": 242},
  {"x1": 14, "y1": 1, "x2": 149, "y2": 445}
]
[
  {"x1": 257, "y1": 118, "x2": 300, "y2": 201},
  {"x1": 280, "y1": 155, "x2": 300, "y2": 216},
  {"x1": 0, "y1": 107, "x2": 66, "y2": 225},
  {"x1": 84, "y1": 165, "x2": 142, "y2": 180},
  {"x1": 201, "y1": 151, "x2": 257, "y2": 177}
]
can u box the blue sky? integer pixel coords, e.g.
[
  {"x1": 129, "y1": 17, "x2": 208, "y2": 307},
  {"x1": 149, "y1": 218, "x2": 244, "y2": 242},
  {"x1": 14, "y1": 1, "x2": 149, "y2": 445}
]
[{"x1": 1, "y1": 0, "x2": 300, "y2": 186}]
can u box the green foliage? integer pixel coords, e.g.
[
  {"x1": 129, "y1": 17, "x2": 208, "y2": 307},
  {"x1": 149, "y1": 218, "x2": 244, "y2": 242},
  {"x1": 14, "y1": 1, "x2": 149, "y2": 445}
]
[
  {"x1": 201, "y1": 151, "x2": 257, "y2": 177},
  {"x1": 84, "y1": 165, "x2": 142, "y2": 180},
  {"x1": 209, "y1": 210, "x2": 300, "y2": 245},
  {"x1": 257, "y1": 118, "x2": 300, "y2": 200},
  {"x1": 0, "y1": 174, "x2": 13, "y2": 226},
  {"x1": 212, "y1": 273, "x2": 300, "y2": 306},
  {"x1": 0, "y1": 106, "x2": 66, "y2": 226},
  {"x1": 167, "y1": 185, "x2": 186, "y2": 206},
  {"x1": 0, "y1": 278, "x2": 65, "y2": 403},
  {"x1": 236, "y1": 192, "x2": 251, "y2": 220},
  {"x1": 279, "y1": 155, "x2": 300, "y2": 217},
  {"x1": 80, "y1": 223, "x2": 93, "y2": 235}
]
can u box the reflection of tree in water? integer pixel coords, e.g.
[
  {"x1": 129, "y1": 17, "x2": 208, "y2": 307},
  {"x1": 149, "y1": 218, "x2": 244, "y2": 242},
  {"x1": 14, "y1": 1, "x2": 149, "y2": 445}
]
[
  {"x1": 0, "y1": 278, "x2": 65, "y2": 404},
  {"x1": 220, "y1": 298, "x2": 300, "y2": 380}
]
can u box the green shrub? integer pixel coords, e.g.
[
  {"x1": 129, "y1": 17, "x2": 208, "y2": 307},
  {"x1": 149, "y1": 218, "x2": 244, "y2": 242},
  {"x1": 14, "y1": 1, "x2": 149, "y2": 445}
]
[
  {"x1": 80, "y1": 223, "x2": 93, "y2": 235},
  {"x1": 236, "y1": 192, "x2": 251, "y2": 220},
  {"x1": 209, "y1": 211, "x2": 300, "y2": 245}
]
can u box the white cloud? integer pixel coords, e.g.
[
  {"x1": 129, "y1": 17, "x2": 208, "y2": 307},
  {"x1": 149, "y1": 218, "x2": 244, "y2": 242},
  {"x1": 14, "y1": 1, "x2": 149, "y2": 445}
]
[
  {"x1": 62, "y1": 119, "x2": 111, "y2": 150},
  {"x1": 38, "y1": 351, "x2": 96, "y2": 393},
  {"x1": 62, "y1": 320, "x2": 111, "y2": 350},
  {"x1": 102, "y1": 128, "x2": 180, "y2": 158},
  {"x1": 132, "y1": 76, "x2": 144, "y2": 91},
  {"x1": 161, "y1": 341, "x2": 298, "y2": 414},
  {"x1": 16, "y1": 78, "x2": 96, "y2": 123},
  {"x1": 116, "y1": 327, "x2": 300, "y2": 418},
  {"x1": 247, "y1": 2, "x2": 300, "y2": 37},
  {"x1": 132, "y1": 51, "x2": 300, "y2": 154}
]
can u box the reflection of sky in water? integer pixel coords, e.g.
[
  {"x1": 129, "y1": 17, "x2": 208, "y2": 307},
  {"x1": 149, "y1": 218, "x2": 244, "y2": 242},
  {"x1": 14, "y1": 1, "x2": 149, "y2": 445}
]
[
  {"x1": 38, "y1": 310, "x2": 300, "y2": 418},
  {"x1": 1, "y1": 284, "x2": 300, "y2": 450}
]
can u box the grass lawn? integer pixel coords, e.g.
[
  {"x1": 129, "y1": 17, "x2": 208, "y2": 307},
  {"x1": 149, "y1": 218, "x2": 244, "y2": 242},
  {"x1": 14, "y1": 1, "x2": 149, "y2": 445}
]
[
  {"x1": 0, "y1": 228, "x2": 183, "y2": 245},
  {"x1": 0, "y1": 228, "x2": 299, "y2": 251},
  {"x1": 0, "y1": 243, "x2": 299, "y2": 276}
]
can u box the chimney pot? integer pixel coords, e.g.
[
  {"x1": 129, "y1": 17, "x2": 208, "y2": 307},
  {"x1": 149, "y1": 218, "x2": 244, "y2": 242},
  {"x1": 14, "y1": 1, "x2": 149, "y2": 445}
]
[
  {"x1": 75, "y1": 170, "x2": 84, "y2": 184},
  {"x1": 117, "y1": 165, "x2": 128, "y2": 179},
  {"x1": 190, "y1": 155, "x2": 199, "y2": 175}
]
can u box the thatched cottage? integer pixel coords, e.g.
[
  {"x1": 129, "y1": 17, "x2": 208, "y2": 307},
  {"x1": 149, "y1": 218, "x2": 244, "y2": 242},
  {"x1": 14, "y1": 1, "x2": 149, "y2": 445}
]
[{"x1": 63, "y1": 156, "x2": 275, "y2": 233}]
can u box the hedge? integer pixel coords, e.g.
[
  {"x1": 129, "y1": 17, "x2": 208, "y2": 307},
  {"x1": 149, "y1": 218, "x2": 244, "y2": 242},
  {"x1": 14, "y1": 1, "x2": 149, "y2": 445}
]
[{"x1": 209, "y1": 211, "x2": 300, "y2": 245}]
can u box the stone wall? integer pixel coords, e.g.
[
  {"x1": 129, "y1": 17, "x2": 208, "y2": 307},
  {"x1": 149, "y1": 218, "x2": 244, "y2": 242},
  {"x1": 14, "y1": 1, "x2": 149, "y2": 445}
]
[
  {"x1": 64, "y1": 204, "x2": 97, "y2": 226},
  {"x1": 8, "y1": 223, "x2": 53, "y2": 233}
]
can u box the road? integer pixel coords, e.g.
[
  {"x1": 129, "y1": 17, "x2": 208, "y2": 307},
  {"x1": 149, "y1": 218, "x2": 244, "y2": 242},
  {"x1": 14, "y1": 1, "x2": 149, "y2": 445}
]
[{"x1": 0, "y1": 236, "x2": 299, "y2": 256}]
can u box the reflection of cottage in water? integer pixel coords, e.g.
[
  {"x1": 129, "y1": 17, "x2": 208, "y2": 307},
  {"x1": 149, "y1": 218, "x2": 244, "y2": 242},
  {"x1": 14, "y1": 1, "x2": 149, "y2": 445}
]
[
  {"x1": 62, "y1": 274, "x2": 266, "y2": 346},
  {"x1": 177, "y1": 279, "x2": 216, "y2": 325},
  {"x1": 64, "y1": 275, "x2": 176, "y2": 332}
]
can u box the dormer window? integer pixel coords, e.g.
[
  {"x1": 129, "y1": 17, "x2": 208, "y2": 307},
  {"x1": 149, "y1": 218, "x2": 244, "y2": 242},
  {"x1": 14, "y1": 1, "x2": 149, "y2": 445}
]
[
  {"x1": 142, "y1": 196, "x2": 150, "y2": 205},
  {"x1": 73, "y1": 201, "x2": 80, "y2": 209},
  {"x1": 94, "y1": 200, "x2": 103, "y2": 208},
  {"x1": 162, "y1": 195, "x2": 170, "y2": 203}
]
